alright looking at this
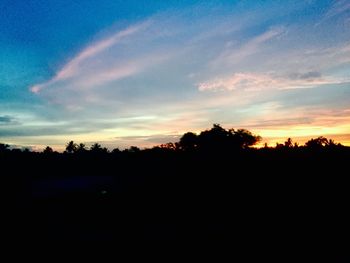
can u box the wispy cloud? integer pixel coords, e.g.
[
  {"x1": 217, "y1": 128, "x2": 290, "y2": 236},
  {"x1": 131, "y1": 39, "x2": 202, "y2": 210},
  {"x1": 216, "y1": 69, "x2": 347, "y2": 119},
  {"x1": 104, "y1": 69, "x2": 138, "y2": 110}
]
[
  {"x1": 56, "y1": 22, "x2": 149, "y2": 79},
  {"x1": 211, "y1": 27, "x2": 285, "y2": 67},
  {"x1": 198, "y1": 73, "x2": 276, "y2": 91},
  {"x1": 0, "y1": 115, "x2": 14, "y2": 124},
  {"x1": 30, "y1": 21, "x2": 151, "y2": 93},
  {"x1": 230, "y1": 27, "x2": 285, "y2": 61},
  {"x1": 319, "y1": 0, "x2": 350, "y2": 24},
  {"x1": 72, "y1": 52, "x2": 171, "y2": 89},
  {"x1": 198, "y1": 72, "x2": 347, "y2": 92},
  {"x1": 242, "y1": 107, "x2": 350, "y2": 129}
]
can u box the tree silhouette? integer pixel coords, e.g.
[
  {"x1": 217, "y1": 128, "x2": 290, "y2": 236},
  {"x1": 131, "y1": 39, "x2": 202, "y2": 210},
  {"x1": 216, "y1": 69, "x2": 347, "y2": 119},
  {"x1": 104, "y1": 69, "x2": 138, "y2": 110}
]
[
  {"x1": 179, "y1": 132, "x2": 198, "y2": 151},
  {"x1": 65, "y1": 141, "x2": 77, "y2": 153},
  {"x1": 198, "y1": 124, "x2": 229, "y2": 151},
  {"x1": 43, "y1": 146, "x2": 53, "y2": 154},
  {"x1": 90, "y1": 143, "x2": 109, "y2": 153},
  {"x1": 327, "y1": 139, "x2": 342, "y2": 148},
  {"x1": 111, "y1": 148, "x2": 121, "y2": 154},
  {"x1": 2, "y1": 124, "x2": 349, "y2": 249},
  {"x1": 178, "y1": 124, "x2": 261, "y2": 152},
  {"x1": 159, "y1": 142, "x2": 177, "y2": 150},
  {"x1": 77, "y1": 143, "x2": 87, "y2": 153},
  {"x1": 90, "y1": 143, "x2": 101, "y2": 152},
  {"x1": 305, "y1": 137, "x2": 329, "y2": 149},
  {"x1": 284, "y1": 138, "x2": 293, "y2": 148},
  {"x1": 0, "y1": 143, "x2": 10, "y2": 153},
  {"x1": 229, "y1": 128, "x2": 261, "y2": 149},
  {"x1": 126, "y1": 146, "x2": 140, "y2": 153}
]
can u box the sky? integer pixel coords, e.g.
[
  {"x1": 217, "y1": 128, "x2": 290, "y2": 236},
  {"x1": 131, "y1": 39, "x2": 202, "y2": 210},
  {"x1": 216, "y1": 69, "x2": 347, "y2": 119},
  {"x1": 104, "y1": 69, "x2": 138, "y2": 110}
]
[{"x1": 1, "y1": 0, "x2": 350, "y2": 150}]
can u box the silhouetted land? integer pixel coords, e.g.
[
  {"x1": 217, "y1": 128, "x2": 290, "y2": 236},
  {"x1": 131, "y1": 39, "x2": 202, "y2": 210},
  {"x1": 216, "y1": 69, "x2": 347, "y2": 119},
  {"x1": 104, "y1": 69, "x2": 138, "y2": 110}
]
[{"x1": 1, "y1": 125, "x2": 349, "y2": 259}]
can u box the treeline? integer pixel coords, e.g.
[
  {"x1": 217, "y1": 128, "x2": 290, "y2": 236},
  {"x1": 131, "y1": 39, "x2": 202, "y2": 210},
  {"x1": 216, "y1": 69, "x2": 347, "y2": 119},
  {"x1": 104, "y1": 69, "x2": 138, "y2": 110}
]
[
  {"x1": 1, "y1": 124, "x2": 350, "y2": 254},
  {"x1": 0, "y1": 124, "x2": 346, "y2": 156}
]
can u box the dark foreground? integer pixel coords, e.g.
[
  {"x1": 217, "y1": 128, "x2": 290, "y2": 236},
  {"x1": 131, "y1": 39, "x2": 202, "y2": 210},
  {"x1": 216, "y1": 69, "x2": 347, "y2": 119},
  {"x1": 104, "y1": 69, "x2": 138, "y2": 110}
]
[{"x1": 1, "y1": 148, "x2": 350, "y2": 260}]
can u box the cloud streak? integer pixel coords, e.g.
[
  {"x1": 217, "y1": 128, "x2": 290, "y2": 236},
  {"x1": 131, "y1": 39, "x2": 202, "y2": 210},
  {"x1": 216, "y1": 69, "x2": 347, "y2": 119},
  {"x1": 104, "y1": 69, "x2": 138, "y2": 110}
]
[
  {"x1": 198, "y1": 72, "x2": 347, "y2": 92},
  {"x1": 30, "y1": 21, "x2": 150, "y2": 93},
  {"x1": 322, "y1": 0, "x2": 350, "y2": 22},
  {"x1": 211, "y1": 27, "x2": 285, "y2": 67},
  {"x1": 0, "y1": 115, "x2": 14, "y2": 124}
]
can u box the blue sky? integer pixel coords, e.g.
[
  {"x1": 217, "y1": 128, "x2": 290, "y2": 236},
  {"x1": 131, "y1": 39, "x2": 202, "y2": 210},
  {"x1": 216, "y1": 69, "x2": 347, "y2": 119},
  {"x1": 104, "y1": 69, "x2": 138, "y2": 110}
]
[{"x1": 1, "y1": 0, "x2": 350, "y2": 150}]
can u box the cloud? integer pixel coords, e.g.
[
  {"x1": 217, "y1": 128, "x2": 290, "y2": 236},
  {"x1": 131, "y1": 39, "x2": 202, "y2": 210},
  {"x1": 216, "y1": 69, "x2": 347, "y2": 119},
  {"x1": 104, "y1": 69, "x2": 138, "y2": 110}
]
[
  {"x1": 322, "y1": 0, "x2": 350, "y2": 21},
  {"x1": 0, "y1": 115, "x2": 13, "y2": 124},
  {"x1": 72, "y1": 52, "x2": 171, "y2": 89},
  {"x1": 30, "y1": 21, "x2": 151, "y2": 93},
  {"x1": 198, "y1": 73, "x2": 276, "y2": 91},
  {"x1": 242, "y1": 117, "x2": 312, "y2": 129},
  {"x1": 29, "y1": 18, "x2": 180, "y2": 113},
  {"x1": 111, "y1": 134, "x2": 181, "y2": 149},
  {"x1": 0, "y1": 115, "x2": 18, "y2": 126},
  {"x1": 73, "y1": 64, "x2": 139, "y2": 89},
  {"x1": 293, "y1": 71, "x2": 322, "y2": 79},
  {"x1": 211, "y1": 27, "x2": 285, "y2": 67},
  {"x1": 314, "y1": 0, "x2": 350, "y2": 27},
  {"x1": 198, "y1": 72, "x2": 348, "y2": 92},
  {"x1": 273, "y1": 43, "x2": 350, "y2": 74}
]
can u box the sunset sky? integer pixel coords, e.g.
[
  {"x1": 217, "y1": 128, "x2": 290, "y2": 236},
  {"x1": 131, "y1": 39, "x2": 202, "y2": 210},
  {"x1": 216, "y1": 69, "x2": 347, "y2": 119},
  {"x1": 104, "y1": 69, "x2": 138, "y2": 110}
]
[{"x1": 1, "y1": 0, "x2": 350, "y2": 150}]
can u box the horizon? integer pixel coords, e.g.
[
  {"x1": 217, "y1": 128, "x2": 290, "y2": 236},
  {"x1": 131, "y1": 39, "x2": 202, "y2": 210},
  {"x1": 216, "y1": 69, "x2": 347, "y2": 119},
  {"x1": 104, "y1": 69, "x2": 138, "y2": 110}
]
[
  {"x1": 1, "y1": 0, "x2": 350, "y2": 150},
  {"x1": 1, "y1": 124, "x2": 347, "y2": 152}
]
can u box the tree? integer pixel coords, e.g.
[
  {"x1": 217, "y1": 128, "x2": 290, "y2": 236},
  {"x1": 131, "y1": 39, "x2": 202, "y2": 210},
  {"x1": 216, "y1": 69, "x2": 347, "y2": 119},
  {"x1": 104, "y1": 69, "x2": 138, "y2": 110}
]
[
  {"x1": 230, "y1": 129, "x2": 261, "y2": 149},
  {"x1": 90, "y1": 143, "x2": 108, "y2": 153},
  {"x1": 179, "y1": 132, "x2": 198, "y2": 151},
  {"x1": 327, "y1": 139, "x2": 342, "y2": 148},
  {"x1": 65, "y1": 141, "x2": 77, "y2": 153},
  {"x1": 128, "y1": 146, "x2": 140, "y2": 153},
  {"x1": 305, "y1": 137, "x2": 329, "y2": 149},
  {"x1": 276, "y1": 142, "x2": 284, "y2": 149},
  {"x1": 90, "y1": 143, "x2": 102, "y2": 152},
  {"x1": 284, "y1": 138, "x2": 293, "y2": 148},
  {"x1": 0, "y1": 143, "x2": 10, "y2": 153},
  {"x1": 43, "y1": 146, "x2": 53, "y2": 154},
  {"x1": 179, "y1": 124, "x2": 261, "y2": 152},
  {"x1": 76, "y1": 143, "x2": 87, "y2": 153},
  {"x1": 23, "y1": 148, "x2": 31, "y2": 153},
  {"x1": 199, "y1": 124, "x2": 229, "y2": 151},
  {"x1": 159, "y1": 142, "x2": 177, "y2": 150},
  {"x1": 111, "y1": 148, "x2": 121, "y2": 154}
]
